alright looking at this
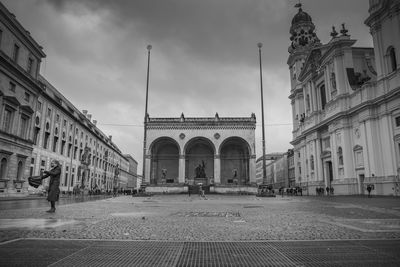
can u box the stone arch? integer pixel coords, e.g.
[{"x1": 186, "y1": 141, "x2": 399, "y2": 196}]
[
  {"x1": 219, "y1": 137, "x2": 251, "y2": 185},
  {"x1": 0, "y1": 158, "x2": 7, "y2": 179},
  {"x1": 149, "y1": 137, "x2": 180, "y2": 185},
  {"x1": 184, "y1": 137, "x2": 215, "y2": 183}
]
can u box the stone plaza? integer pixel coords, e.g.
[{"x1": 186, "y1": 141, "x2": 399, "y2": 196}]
[{"x1": 0, "y1": 194, "x2": 400, "y2": 266}]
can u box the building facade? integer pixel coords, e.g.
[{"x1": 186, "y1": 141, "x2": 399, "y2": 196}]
[
  {"x1": 32, "y1": 76, "x2": 132, "y2": 194},
  {"x1": 0, "y1": 2, "x2": 46, "y2": 196},
  {"x1": 288, "y1": 1, "x2": 400, "y2": 195},
  {"x1": 0, "y1": 2, "x2": 135, "y2": 196},
  {"x1": 144, "y1": 113, "x2": 257, "y2": 193},
  {"x1": 256, "y1": 152, "x2": 290, "y2": 189}
]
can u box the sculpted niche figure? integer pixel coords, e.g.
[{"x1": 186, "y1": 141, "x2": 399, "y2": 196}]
[{"x1": 195, "y1": 160, "x2": 206, "y2": 178}]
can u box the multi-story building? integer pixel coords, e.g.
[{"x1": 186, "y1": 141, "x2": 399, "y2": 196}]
[
  {"x1": 255, "y1": 152, "x2": 288, "y2": 187},
  {"x1": 288, "y1": 1, "x2": 400, "y2": 195},
  {"x1": 0, "y1": 2, "x2": 135, "y2": 196},
  {"x1": 33, "y1": 76, "x2": 132, "y2": 194},
  {"x1": 0, "y1": 2, "x2": 46, "y2": 196},
  {"x1": 287, "y1": 149, "x2": 295, "y2": 188},
  {"x1": 124, "y1": 154, "x2": 138, "y2": 191}
]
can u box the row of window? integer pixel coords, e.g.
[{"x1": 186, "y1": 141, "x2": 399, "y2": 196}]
[
  {"x1": 0, "y1": 29, "x2": 37, "y2": 76},
  {"x1": 1, "y1": 105, "x2": 30, "y2": 139},
  {"x1": 0, "y1": 157, "x2": 25, "y2": 181}
]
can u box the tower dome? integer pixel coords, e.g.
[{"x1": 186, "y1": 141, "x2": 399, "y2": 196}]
[
  {"x1": 291, "y1": 7, "x2": 312, "y2": 25},
  {"x1": 288, "y1": 3, "x2": 320, "y2": 53}
]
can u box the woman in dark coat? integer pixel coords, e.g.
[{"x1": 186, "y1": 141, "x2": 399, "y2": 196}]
[{"x1": 41, "y1": 160, "x2": 61, "y2": 213}]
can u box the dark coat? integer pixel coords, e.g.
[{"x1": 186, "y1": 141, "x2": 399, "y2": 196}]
[{"x1": 42, "y1": 166, "x2": 61, "y2": 202}]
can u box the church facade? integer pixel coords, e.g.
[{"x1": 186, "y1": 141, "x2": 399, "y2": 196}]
[
  {"x1": 288, "y1": 0, "x2": 400, "y2": 196},
  {"x1": 143, "y1": 113, "x2": 257, "y2": 193}
]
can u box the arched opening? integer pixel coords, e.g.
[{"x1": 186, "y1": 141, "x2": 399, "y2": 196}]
[
  {"x1": 388, "y1": 46, "x2": 397, "y2": 72},
  {"x1": 150, "y1": 137, "x2": 180, "y2": 185},
  {"x1": 220, "y1": 137, "x2": 250, "y2": 185},
  {"x1": 185, "y1": 137, "x2": 215, "y2": 185},
  {"x1": 0, "y1": 158, "x2": 7, "y2": 179}
]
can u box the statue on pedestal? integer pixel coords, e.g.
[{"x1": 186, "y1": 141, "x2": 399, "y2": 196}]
[{"x1": 195, "y1": 160, "x2": 206, "y2": 178}]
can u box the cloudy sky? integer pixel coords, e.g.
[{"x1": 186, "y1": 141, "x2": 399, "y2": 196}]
[{"x1": 3, "y1": 0, "x2": 372, "y2": 172}]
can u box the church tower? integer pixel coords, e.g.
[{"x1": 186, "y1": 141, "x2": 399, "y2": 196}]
[{"x1": 287, "y1": 4, "x2": 320, "y2": 136}]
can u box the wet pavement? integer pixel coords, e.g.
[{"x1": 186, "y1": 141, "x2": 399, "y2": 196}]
[
  {"x1": 0, "y1": 194, "x2": 399, "y2": 266},
  {"x1": 0, "y1": 218, "x2": 78, "y2": 229},
  {"x1": 0, "y1": 195, "x2": 111, "y2": 210}
]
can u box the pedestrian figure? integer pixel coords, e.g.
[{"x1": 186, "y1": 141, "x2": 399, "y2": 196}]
[
  {"x1": 41, "y1": 160, "x2": 61, "y2": 213},
  {"x1": 367, "y1": 185, "x2": 372, "y2": 198},
  {"x1": 326, "y1": 186, "x2": 330, "y2": 196},
  {"x1": 199, "y1": 184, "x2": 206, "y2": 199},
  {"x1": 330, "y1": 187, "x2": 334, "y2": 195}
]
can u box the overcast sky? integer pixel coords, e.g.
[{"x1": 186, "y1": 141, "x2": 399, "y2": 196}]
[{"x1": 3, "y1": 0, "x2": 372, "y2": 173}]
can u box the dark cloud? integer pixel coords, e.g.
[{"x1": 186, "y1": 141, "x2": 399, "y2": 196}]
[{"x1": 2, "y1": 0, "x2": 371, "y2": 170}]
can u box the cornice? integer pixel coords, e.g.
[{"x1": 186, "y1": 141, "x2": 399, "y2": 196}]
[
  {"x1": 0, "y1": 51, "x2": 43, "y2": 93},
  {"x1": 0, "y1": 3, "x2": 46, "y2": 58},
  {"x1": 147, "y1": 116, "x2": 256, "y2": 130}
]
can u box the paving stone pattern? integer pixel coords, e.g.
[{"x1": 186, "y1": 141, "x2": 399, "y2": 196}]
[{"x1": 0, "y1": 195, "x2": 400, "y2": 242}]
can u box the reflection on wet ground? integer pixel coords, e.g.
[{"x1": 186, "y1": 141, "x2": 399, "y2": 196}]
[
  {"x1": 0, "y1": 195, "x2": 110, "y2": 210},
  {"x1": 0, "y1": 218, "x2": 78, "y2": 229}
]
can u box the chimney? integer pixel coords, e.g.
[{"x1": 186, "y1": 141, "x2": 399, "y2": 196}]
[
  {"x1": 93, "y1": 120, "x2": 97, "y2": 126},
  {"x1": 109, "y1": 135, "x2": 112, "y2": 141},
  {"x1": 87, "y1": 114, "x2": 92, "y2": 120},
  {"x1": 82, "y1": 110, "x2": 88, "y2": 116}
]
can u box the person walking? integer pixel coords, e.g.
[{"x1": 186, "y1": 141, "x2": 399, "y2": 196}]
[
  {"x1": 41, "y1": 160, "x2": 61, "y2": 213},
  {"x1": 367, "y1": 185, "x2": 372, "y2": 198}
]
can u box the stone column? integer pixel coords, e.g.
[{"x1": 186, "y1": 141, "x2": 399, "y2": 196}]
[
  {"x1": 145, "y1": 155, "x2": 151, "y2": 184},
  {"x1": 249, "y1": 155, "x2": 256, "y2": 184},
  {"x1": 178, "y1": 154, "x2": 185, "y2": 183},
  {"x1": 315, "y1": 138, "x2": 323, "y2": 183},
  {"x1": 214, "y1": 154, "x2": 221, "y2": 184}
]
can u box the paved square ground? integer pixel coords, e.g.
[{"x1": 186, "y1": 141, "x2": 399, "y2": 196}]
[{"x1": 0, "y1": 195, "x2": 399, "y2": 266}]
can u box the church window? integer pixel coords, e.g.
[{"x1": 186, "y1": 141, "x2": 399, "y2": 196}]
[
  {"x1": 306, "y1": 94, "x2": 310, "y2": 111},
  {"x1": 320, "y1": 84, "x2": 327, "y2": 110},
  {"x1": 395, "y1": 116, "x2": 400, "y2": 127},
  {"x1": 388, "y1": 46, "x2": 397, "y2": 72},
  {"x1": 337, "y1": 147, "x2": 343, "y2": 166},
  {"x1": 310, "y1": 155, "x2": 314, "y2": 171}
]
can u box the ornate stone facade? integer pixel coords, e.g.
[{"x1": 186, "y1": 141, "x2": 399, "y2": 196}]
[
  {"x1": 144, "y1": 113, "x2": 256, "y2": 189},
  {"x1": 288, "y1": 1, "x2": 400, "y2": 195}
]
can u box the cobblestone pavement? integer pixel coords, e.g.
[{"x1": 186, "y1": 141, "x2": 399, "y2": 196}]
[{"x1": 0, "y1": 195, "x2": 400, "y2": 242}]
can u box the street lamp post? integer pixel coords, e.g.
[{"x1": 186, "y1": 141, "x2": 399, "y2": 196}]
[
  {"x1": 257, "y1": 43, "x2": 267, "y2": 185},
  {"x1": 142, "y1": 45, "x2": 152, "y2": 186}
]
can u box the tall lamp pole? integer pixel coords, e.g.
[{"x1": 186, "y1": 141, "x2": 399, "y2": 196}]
[
  {"x1": 258, "y1": 42, "x2": 267, "y2": 185},
  {"x1": 142, "y1": 44, "x2": 152, "y2": 186}
]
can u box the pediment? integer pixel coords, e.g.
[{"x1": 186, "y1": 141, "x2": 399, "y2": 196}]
[
  {"x1": 3, "y1": 95, "x2": 21, "y2": 106},
  {"x1": 20, "y1": 105, "x2": 35, "y2": 114},
  {"x1": 298, "y1": 48, "x2": 322, "y2": 81}
]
